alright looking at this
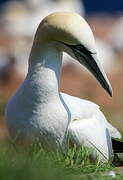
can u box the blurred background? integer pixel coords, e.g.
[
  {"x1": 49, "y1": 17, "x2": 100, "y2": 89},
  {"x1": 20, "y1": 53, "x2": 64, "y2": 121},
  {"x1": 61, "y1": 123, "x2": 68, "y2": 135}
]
[{"x1": 0, "y1": 0, "x2": 123, "y2": 139}]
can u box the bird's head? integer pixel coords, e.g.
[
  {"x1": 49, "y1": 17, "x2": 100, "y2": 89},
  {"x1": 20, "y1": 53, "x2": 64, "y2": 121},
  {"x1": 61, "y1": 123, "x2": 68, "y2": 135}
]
[{"x1": 33, "y1": 12, "x2": 112, "y2": 96}]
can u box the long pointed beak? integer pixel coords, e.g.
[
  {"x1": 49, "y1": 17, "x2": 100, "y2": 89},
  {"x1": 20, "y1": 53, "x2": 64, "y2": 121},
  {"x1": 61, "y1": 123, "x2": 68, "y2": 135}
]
[{"x1": 71, "y1": 45, "x2": 113, "y2": 96}]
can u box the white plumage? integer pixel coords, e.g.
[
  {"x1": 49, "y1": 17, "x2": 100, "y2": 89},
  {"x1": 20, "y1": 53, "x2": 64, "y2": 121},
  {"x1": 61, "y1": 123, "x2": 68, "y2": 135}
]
[
  {"x1": 61, "y1": 93, "x2": 121, "y2": 161},
  {"x1": 5, "y1": 12, "x2": 121, "y2": 162}
]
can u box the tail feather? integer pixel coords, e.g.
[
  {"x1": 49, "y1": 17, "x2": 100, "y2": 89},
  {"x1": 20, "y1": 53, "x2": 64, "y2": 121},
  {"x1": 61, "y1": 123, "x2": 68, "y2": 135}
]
[{"x1": 112, "y1": 138, "x2": 123, "y2": 153}]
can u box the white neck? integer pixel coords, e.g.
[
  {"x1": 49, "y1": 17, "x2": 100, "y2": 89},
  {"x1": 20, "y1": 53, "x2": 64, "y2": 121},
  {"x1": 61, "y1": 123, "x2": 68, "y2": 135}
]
[
  {"x1": 7, "y1": 41, "x2": 69, "y2": 149},
  {"x1": 26, "y1": 42, "x2": 63, "y2": 98}
]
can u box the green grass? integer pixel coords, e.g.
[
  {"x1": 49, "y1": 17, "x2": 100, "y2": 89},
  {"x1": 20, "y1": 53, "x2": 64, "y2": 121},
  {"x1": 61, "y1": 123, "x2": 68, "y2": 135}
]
[
  {"x1": 0, "y1": 139, "x2": 122, "y2": 180},
  {"x1": 0, "y1": 97, "x2": 8, "y2": 116}
]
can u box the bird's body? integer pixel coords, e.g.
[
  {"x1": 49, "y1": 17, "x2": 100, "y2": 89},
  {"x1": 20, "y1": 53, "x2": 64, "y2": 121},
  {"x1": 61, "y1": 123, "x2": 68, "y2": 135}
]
[
  {"x1": 6, "y1": 45, "x2": 69, "y2": 149},
  {"x1": 6, "y1": 12, "x2": 122, "y2": 162}
]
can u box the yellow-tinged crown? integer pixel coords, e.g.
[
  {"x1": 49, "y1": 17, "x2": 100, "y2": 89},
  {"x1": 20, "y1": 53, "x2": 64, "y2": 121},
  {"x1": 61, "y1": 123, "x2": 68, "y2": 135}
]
[{"x1": 34, "y1": 12, "x2": 96, "y2": 52}]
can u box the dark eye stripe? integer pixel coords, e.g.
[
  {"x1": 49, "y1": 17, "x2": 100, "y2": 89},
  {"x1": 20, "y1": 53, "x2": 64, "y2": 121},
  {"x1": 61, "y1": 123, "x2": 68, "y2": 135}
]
[
  {"x1": 60, "y1": 41, "x2": 96, "y2": 55},
  {"x1": 69, "y1": 44, "x2": 94, "y2": 55}
]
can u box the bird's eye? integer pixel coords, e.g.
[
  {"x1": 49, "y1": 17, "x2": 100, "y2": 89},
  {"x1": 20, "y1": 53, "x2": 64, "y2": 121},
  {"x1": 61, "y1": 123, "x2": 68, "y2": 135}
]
[
  {"x1": 70, "y1": 44, "x2": 92, "y2": 55},
  {"x1": 75, "y1": 44, "x2": 83, "y2": 51},
  {"x1": 60, "y1": 41, "x2": 95, "y2": 55}
]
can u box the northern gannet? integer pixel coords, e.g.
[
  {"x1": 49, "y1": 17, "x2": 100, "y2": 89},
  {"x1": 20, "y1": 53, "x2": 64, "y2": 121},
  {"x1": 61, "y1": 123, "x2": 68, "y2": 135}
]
[{"x1": 5, "y1": 12, "x2": 123, "y2": 162}]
